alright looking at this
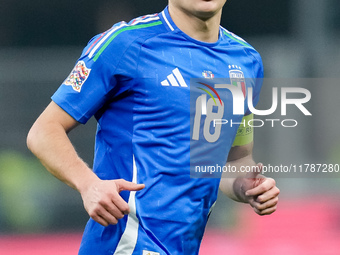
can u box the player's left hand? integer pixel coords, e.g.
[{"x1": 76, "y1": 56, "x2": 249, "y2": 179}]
[{"x1": 241, "y1": 163, "x2": 280, "y2": 215}]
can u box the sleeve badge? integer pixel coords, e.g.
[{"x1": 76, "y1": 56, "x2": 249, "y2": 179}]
[{"x1": 64, "y1": 61, "x2": 91, "y2": 92}]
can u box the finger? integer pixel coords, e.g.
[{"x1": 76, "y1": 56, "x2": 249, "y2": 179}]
[
  {"x1": 99, "y1": 197, "x2": 126, "y2": 220},
  {"x1": 107, "y1": 193, "x2": 131, "y2": 215},
  {"x1": 250, "y1": 196, "x2": 279, "y2": 211},
  {"x1": 88, "y1": 198, "x2": 124, "y2": 225},
  {"x1": 87, "y1": 202, "x2": 119, "y2": 226},
  {"x1": 104, "y1": 202, "x2": 125, "y2": 220},
  {"x1": 256, "y1": 186, "x2": 280, "y2": 203},
  {"x1": 245, "y1": 178, "x2": 276, "y2": 197},
  {"x1": 89, "y1": 207, "x2": 114, "y2": 227},
  {"x1": 115, "y1": 179, "x2": 145, "y2": 192},
  {"x1": 92, "y1": 214, "x2": 110, "y2": 227},
  {"x1": 97, "y1": 208, "x2": 119, "y2": 225},
  {"x1": 108, "y1": 179, "x2": 145, "y2": 215},
  {"x1": 254, "y1": 205, "x2": 277, "y2": 216}
]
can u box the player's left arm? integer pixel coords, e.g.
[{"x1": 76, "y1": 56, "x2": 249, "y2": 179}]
[{"x1": 219, "y1": 123, "x2": 280, "y2": 216}]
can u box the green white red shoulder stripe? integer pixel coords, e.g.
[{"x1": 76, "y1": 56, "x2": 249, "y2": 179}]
[{"x1": 87, "y1": 15, "x2": 161, "y2": 62}]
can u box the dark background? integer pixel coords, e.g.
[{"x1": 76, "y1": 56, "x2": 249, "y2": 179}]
[{"x1": 0, "y1": 0, "x2": 293, "y2": 47}]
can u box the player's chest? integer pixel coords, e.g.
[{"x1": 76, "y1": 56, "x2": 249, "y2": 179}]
[{"x1": 133, "y1": 44, "x2": 254, "y2": 105}]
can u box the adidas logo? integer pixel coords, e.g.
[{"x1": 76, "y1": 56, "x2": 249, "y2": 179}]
[{"x1": 161, "y1": 68, "x2": 188, "y2": 87}]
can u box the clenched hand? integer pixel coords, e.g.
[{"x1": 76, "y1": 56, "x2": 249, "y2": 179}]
[
  {"x1": 241, "y1": 163, "x2": 280, "y2": 215},
  {"x1": 80, "y1": 179, "x2": 145, "y2": 226}
]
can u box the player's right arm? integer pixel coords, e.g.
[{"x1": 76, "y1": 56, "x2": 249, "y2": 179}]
[{"x1": 27, "y1": 101, "x2": 144, "y2": 226}]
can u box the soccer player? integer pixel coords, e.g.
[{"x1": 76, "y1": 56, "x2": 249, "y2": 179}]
[{"x1": 27, "y1": 0, "x2": 280, "y2": 254}]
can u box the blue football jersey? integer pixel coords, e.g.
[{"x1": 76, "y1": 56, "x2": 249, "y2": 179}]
[{"x1": 52, "y1": 6, "x2": 263, "y2": 255}]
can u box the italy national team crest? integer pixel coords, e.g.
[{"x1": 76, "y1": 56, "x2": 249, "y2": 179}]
[
  {"x1": 64, "y1": 61, "x2": 91, "y2": 92},
  {"x1": 229, "y1": 67, "x2": 246, "y2": 98}
]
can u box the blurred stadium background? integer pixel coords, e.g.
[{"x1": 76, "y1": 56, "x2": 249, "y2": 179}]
[{"x1": 1, "y1": 0, "x2": 340, "y2": 254}]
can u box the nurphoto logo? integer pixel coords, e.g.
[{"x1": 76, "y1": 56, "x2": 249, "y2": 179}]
[
  {"x1": 212, "y1": 86, "x2": 312, "y2": 128},
  {"x1": 190, "y1": 78, "x2": 312, "y2": 144}
]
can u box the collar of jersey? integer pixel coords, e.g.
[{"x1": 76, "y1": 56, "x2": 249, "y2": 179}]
[{"x1": 160, "y1": 6, "x2": 224, "y2": 48}]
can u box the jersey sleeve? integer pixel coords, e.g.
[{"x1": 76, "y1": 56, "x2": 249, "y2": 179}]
[{"x1": 51, "y1": 22, "x2": 137, "y2": 124}]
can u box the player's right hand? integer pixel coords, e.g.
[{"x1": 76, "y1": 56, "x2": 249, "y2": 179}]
[{"x1": 80, "y1": 179, "x2": 145, "y2": 227}]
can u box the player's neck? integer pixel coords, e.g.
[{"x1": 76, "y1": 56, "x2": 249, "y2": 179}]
[{"x1": 168, "y1": 6, "x2": 222, "y2": 43}]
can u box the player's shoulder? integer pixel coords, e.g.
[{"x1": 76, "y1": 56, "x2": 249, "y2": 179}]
[
  {"x1": 220, "y1": 26, "x2": 262, "y2": 64},
  {"x1": 82, "y1": 13, "x2": 165, "y2": 61}
]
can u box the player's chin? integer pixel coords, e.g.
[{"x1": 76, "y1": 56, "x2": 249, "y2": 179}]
[
  {"x1": 194, "y1": 2, "x2": 224, "y2": 17},
  {"x1": 193, "y1": 10, "x2": 218, "y2": 21}
]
